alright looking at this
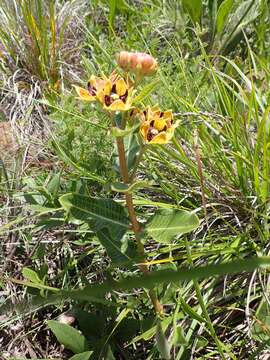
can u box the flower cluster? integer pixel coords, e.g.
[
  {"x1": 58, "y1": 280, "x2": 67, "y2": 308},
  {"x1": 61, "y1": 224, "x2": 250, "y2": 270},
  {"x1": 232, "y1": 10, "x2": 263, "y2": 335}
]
[{"x1": 74, "y1": 52, "x2": 177, "y2": 144}]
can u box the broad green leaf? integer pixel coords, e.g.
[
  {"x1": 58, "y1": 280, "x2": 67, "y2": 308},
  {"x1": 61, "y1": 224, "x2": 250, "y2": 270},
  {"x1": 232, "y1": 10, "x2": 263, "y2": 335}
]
[
  {"x1": 182, "y1": 0, "x2": 202, "y2": 23},
  {"x1": 156, "y1": 321, "x2": 171, "y2": 360},
  {"x1": 232, "y1": 0, "x2": 259, "y2": 27},
  {"x1": 146, "y1": 209, "x2": 199, "y2": 243},
  {"x1": 69, "y1": 352, "x2": 93, "y2": 360},
  {"x1": 216, "y1": 0, "x2": 234, "y2": 33},
  {"x1": 47, "y1": 172, "x2": 61, "y2": 196},
  {"x1": 59, "y1": 193, "x2": 130, "y2": 234},
  {"x1": 47, "y1": 320, "x2": 89, "y2": 354},
  {"x1": 96, "y1": 229, "x2": 132, "y2": 264},
  {"x1": 22, "y1": 267, "x2": 41, "y2": 284}
]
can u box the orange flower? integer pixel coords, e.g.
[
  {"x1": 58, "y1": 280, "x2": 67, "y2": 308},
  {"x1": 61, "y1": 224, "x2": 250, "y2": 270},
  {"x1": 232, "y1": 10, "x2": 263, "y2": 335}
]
[
  {"x1": 140, "y1": 106, "x2": 177, "y2": 144},
  {"x1": 116, "y1": 51, "x2": 158, "y2": 76}
]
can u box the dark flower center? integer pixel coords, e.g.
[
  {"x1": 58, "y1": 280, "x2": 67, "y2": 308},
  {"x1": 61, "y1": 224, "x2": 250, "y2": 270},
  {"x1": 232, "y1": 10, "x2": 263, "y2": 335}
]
[
  {"x1": 104, "y1": 84, "x2": 128, "y2": 106},
  {"x1": 147, "y1": 119, "x2": 167, "y2": 141},
  {"x1": 105, "y1": 95, "x2": 113, "y2": 106},
  {"x1": 119, "y1": 90, "x2": 128, "y2": 103},
  {"x1": 88, "y1": 84, "x2": 97, "y2": 96},
  {"x1": 147, "y1": 131, "x2": 154, "y2": 142}
]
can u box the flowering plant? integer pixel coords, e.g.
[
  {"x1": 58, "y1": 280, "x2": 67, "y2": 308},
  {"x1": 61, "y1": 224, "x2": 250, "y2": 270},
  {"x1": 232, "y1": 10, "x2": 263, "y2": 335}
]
[{"x1": 60, "y1": 51, "x2": 199, "y2": 314}]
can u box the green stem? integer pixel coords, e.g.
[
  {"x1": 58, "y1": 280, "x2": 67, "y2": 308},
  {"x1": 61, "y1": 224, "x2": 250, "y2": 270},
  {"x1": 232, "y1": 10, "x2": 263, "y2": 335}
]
[
  {"x1": 184, "y1": 239, "x2": 226, "y2": 359},
  {"x1": 130, "y1": 143, "x2": 146, "y2": 181},
  {"x1": 115, "y1": 133, "x2": 163, "y2": 314}
]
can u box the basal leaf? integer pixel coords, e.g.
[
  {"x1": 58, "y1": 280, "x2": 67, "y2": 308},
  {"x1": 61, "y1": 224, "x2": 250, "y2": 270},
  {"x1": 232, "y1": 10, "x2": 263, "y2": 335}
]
[
  {"x1": 47, "y1": 320, "x2": 89, "y2": 354},
  {"x1": 22, "y1": 267, "x2": 42, "y2": 284},
  {"x1": 146, "y1": 209, "x2": 199, "y2": 243},
  {"x1": 69, "y1": 352, "x2": 93, "y2": 360}
]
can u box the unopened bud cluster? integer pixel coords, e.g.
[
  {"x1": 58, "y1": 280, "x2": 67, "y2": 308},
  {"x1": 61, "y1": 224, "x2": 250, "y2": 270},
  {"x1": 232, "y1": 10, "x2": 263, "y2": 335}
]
[{"x1": 116, "y1": 51, "x2": 158, "y2": 76}]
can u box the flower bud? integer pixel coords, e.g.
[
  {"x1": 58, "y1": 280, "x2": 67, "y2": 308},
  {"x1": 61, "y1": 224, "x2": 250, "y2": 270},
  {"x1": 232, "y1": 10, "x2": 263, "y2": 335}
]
[
  {"x1": 116, "y1": 51, "x2": 158, "y2": 76},
  {"x1": 137, "y1": 53, "x2": 158, "y2": 75},
  {"x1": 116, "y1": 51, "x2": 131, "y2": 70}
]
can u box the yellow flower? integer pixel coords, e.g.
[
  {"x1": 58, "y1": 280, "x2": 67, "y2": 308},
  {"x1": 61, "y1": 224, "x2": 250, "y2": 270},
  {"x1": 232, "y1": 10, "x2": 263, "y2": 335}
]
[
  {"x1": 96, "y1": 74, "x2": 133, "y2": 111},
  {"x1": 73, "y1": 75, "x2": 106, "y2": 102},
  {"x1": 140, "y1": 106, "x2": 177, "y2": 144}
]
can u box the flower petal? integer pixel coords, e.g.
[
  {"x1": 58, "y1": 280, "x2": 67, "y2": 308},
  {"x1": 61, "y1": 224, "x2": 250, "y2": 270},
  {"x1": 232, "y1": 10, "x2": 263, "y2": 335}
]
[
  {"x1": 150, "y1": 132, "x2": 168, "y2": 144},
  {"x1": 73, "y1": 85, "x2": 95, "y2": 101},
  {"x1": 96, "y1": 89, "x2": 105, "y2": 104},
  {"x1": 108, "y1": 100, "x2": 127, "y2": 111},
  {"x1": 140, "y1": 121, "x2": 150, "y2": 140},
  {"x1": 163, "y1": 110, "x2": 173, "y2": 120},
  {"x1": 88, "y1": 75, "x2": 97, "y2": 86},
  {"x1": 104, "y1": 80, "x2": 112, "y2": 96},
  {"x1": 115, "y1": 78, "x2": 128, "y2": 96},
  {"x1": 154, "y1": 118, "x2": 166, "y2": 131}
]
